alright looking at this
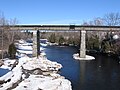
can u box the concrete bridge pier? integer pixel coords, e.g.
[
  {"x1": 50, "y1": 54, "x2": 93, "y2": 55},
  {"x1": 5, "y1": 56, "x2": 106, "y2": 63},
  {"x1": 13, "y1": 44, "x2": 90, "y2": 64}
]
[
  {"x1": 32, "y1": 30, "x2": 40, "y2": 57},
  {"x1": 73, "y1": 30, "x2": 95, "y2": 60},
  {"x1": 80, "y1": 30, "x2": 86, "y2": 58}
]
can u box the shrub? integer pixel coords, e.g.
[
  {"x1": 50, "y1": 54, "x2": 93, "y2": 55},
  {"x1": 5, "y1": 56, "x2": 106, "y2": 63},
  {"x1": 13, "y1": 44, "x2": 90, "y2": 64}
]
[{"x1": 8, "y1": 43, "x2": 17, "y2": 59}]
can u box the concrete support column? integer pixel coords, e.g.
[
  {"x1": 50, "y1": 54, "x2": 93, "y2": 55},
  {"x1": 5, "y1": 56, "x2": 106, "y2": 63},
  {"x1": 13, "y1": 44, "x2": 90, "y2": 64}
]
[
  {"x1": 32, "y1": 30, "x2": 40, "y2": 57},
  {"x1": 80, "y1": 30, "x2": 86, "y2": 58}
]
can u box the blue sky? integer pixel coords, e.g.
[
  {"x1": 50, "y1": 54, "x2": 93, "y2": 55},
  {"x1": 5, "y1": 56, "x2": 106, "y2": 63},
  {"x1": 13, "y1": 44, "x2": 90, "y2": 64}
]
[{"x1": 0, "y1": 0, "x2": 120, "y2": 25}]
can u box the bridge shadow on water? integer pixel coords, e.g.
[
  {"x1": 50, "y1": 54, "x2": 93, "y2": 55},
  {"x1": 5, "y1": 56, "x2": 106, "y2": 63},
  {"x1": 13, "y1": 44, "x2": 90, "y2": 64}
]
[{"x1": 45, "y1": 46, "x2": 120, "y2": 90}]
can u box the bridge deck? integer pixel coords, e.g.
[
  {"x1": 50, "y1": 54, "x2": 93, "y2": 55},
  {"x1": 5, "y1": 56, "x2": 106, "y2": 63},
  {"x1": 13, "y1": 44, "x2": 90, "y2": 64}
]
[{"x1": 1, "y1": 25, "x2": 120, "y2": 31}]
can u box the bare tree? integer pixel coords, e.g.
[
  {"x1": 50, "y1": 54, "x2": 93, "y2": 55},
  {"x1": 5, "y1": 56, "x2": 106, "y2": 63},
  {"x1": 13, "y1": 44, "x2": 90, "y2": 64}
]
[
  {"x1": 103, "y1": 12, "x2": 120, "y2": 26},
  {"x1": 93, "y1": 17, "x2": 104, "y2": 26},
  {"x1": 5, "y1": 18, "x2": 19, "y2": 44},
  {"x1": 82, "y1": 17, "x2": 103, "y2": 26},
  {"x1": 0, "y1": 11, "x2": 6, "y2": 59},
  {"x1": 0, "y1": 11, "x2": 19, "y2": 59},
  {"x1": 82, "y1": 17, "x2": 105, "y2": 50}
]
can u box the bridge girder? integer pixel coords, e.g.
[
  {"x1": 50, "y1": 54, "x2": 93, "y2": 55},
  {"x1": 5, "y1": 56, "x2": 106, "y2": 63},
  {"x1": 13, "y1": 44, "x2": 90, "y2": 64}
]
[{"x1": 1, "y1": 25, "x2": 120, "y2": 31}]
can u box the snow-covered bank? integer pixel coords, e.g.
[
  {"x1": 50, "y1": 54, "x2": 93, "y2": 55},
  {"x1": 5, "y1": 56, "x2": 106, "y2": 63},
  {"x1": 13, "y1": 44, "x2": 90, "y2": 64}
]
[
  {"x1": 15, "y1": 39, "x2": 45, "y2": 57},
  {"x1": 19, "y1": 56, "x2": 62, "y2": 71},
  {"x1": 0, "y1": 55, "x2": 72, "y2": 90},
  {"x1": 13, "y1": 74, "x2": 71, "y2": 90}
]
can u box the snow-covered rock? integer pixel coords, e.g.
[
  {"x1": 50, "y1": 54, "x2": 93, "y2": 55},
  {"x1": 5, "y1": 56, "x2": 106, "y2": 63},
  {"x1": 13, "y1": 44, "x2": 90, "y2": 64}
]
[
  {"x1": 13, "y1": 75, "x2": 72, "y2": 90},
  {"x1": 0, "y1": 65, "x2": 22, "y2": 90},
  {"x1": 1, "y1": 58, "x2": 16, "y2": 70},
  {"x1": 73, "y1": 53, "x2": 95, "y2": 60},
  {"x1": 20, "y1": 56, "x2": 62, "y2": 72},
  {"x1": 0, "y1": 55, "x2": 72, "y2": 90}
]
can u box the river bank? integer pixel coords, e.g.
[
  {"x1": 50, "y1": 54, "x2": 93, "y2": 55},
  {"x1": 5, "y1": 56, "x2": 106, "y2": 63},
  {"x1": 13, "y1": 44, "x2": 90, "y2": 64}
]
[
  {"x1": 45, "y1": 45, "x2": 120, "y2": 90},
  {"x1": 0, "y1": 54, "x2": 72, "y2": 90}
]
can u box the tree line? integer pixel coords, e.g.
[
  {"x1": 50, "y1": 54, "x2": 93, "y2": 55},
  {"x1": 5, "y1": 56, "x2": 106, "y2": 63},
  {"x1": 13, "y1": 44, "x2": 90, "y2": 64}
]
[
  {"x1": 0, "y1": 12, "x2": 120, "y2": 59},
  {"x1": 46, "y1": 12, "x2": 120, "y2": 56}
]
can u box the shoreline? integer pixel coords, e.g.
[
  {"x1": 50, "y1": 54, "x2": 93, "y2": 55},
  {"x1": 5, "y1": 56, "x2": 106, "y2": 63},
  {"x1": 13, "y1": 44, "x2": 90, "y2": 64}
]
[{"x1": 0, "y1": 54, "x2": 72, "y2": 90}]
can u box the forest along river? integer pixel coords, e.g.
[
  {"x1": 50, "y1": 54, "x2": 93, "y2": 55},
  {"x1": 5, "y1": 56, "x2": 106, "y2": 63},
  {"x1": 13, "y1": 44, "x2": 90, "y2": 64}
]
[{"x1": 45, "y1": 45, "x2": 120, "y2": 90}]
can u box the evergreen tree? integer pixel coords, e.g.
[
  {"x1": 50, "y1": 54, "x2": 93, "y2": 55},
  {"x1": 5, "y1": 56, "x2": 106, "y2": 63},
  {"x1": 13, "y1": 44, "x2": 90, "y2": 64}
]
[
  {"x1": 48, "y1": 33, "x2": 56, "y2": 43},
  {"x1": 67, "y1": 37, "x2": 74, "y2": 45},
  {"x1": 101, "y1": 40, "x2": 111, "y2": 53},
  {"x1": 86, "y1": 35, "x2": 100, "y2": 51},
  {"x1": 8, "y1": 43, "x2": 16, "y2": 59},
  {"x1": 58, "y1": 35, "x2": 65, "y2": 45},
  {"x1": 93, "y1": 35, "x2": 100, "y2": 50}
]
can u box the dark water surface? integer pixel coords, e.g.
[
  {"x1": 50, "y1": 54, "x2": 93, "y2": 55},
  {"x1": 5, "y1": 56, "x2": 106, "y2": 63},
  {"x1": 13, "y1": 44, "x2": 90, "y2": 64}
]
[
  {"x1": 0, "y1": 68, "x2": 10, "y2": 77},
  {"x1": 45, "y1": 46, "x2": 120, "y2": 90}
]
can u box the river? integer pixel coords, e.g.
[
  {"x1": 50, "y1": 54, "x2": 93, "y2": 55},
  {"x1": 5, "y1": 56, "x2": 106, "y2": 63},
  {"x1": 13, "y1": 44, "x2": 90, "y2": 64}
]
[
  {"x1": 45, "y1": 45, "x2": 120, "y2": 90},
  {"x1": 0, "y1": 68, "x2": 10, "y2": 77}
]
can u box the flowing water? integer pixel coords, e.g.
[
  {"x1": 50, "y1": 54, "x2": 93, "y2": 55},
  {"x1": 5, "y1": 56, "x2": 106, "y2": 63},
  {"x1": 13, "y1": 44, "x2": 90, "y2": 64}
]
[{"x1": 45, "y1": 46, "x2": 120, "y2": 90}]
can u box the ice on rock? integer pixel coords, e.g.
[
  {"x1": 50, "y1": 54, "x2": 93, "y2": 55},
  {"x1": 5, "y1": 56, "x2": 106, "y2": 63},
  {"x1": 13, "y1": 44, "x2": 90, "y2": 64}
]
[
  {"x1": 20, "y1": 56, "x2": 62, "y2": 71},
  {"x1": 14, "y1": 75, "x2": 72, "y2": 90},
  {"x1": 0, "y1": 55, "x2": 72, "y2": 90}
]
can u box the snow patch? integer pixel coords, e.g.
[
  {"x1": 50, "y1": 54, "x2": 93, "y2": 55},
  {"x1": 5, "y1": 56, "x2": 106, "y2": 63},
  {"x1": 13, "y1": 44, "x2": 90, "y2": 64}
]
[{"x1": 73, "y1": 53, "x2": 95, "y2": 60}]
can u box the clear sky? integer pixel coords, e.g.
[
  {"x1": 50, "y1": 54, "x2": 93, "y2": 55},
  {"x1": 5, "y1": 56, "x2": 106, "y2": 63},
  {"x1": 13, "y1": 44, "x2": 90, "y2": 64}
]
[{"x1": 0, "y1": 0, "x2": 120, "y2": 25}]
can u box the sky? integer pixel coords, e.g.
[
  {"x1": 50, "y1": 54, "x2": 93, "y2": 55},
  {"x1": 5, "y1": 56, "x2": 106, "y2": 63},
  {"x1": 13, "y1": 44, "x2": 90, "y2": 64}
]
[{"x1": 0, "y1": 0, "x2": 120, "y2": 25}]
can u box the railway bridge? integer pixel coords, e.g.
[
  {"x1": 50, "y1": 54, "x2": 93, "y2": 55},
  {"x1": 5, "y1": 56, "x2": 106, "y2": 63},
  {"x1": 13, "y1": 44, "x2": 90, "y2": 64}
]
[{"x1": 1, "y1": 25, "x2": 120, "y2": 59}]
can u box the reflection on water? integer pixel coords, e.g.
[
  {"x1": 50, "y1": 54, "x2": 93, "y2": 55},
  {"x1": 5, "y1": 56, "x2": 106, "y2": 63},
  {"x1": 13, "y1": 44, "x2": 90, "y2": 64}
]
[
  {"x1": 45, "y1": 46, "x2": 120, "y2": 90},
  {"x1": 79, "y1": 61, "x2": 86, "y2": 88}
]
